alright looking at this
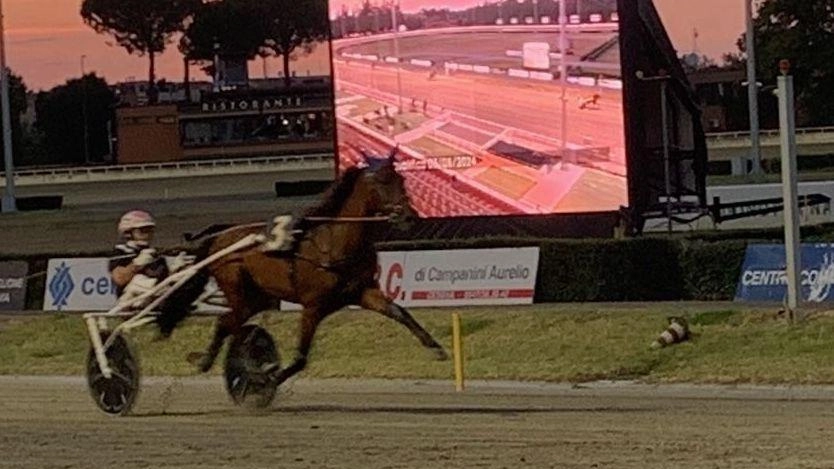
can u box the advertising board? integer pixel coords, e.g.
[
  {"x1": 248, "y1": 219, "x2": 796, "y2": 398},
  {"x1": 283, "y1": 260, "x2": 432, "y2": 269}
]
[
  {"x1": 0, "y1": 261, "x2": 28, "y2": 311},
  {"x1": 43, "y1": 258, "x2": 226, "y2": 312},
  {"x1": 736, "y1": 244, "x2": 834, "y2": 303},
  {"x1": 284, "y1": 247, "x2": 539, "y2": 310}
]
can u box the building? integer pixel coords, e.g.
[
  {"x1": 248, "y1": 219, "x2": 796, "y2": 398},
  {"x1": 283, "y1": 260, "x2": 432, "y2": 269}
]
[{"x1": 116, "y1": 76, "x2": 334, "y2": 164}]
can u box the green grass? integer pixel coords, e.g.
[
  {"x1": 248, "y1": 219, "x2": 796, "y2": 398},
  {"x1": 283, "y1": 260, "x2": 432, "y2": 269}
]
[{"x1": 3, "y1": 305, "x2": 834, "y2": 384}]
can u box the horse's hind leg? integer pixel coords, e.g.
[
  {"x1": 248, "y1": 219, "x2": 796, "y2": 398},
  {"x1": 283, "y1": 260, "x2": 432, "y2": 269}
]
[
  {"x1": 268, "y1": 305, "x2": 328, "y2": 385},
  {"x1": 188, "y1": 312, "x2": 236, "y2": 373},
  {"x1": 360, "y1": 288, "x2": 449, "y2": 361}
]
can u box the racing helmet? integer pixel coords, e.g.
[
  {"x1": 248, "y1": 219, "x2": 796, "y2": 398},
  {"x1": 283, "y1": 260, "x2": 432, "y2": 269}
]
[{"x1": 118, "y1": 210, "x2": 156, "y2": 236}]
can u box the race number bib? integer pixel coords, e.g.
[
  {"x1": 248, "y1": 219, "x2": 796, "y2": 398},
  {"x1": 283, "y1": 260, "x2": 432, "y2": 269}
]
[{"x1": 263, "y1": 215, "x2": 295, "y2": 252}]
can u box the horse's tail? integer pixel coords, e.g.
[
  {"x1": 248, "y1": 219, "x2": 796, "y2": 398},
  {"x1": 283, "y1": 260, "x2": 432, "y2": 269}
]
[{"x1": 155, "y1": 223, "x2": 239, "y2": 337}]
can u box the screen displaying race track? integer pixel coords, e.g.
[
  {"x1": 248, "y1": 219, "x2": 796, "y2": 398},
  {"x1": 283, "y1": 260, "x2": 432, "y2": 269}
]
[{"x1": 328, "y1": 0, "x2": 627, "y2": 217}]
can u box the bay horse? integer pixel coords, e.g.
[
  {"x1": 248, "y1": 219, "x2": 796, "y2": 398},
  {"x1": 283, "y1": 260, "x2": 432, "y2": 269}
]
[{"x1": 181, "y1": 152, "x2": 448, "y2": 386}]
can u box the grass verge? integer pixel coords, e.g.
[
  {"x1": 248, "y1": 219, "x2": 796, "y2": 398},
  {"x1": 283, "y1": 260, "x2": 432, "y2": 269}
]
[{"x1": 2, "y1": 304, "x2": 834, "y2": 384}]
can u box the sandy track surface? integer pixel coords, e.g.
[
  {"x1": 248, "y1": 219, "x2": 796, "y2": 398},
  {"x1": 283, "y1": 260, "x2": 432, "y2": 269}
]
[{"x1": 1, "y1": 376, "x2": 834, "y2": 468}]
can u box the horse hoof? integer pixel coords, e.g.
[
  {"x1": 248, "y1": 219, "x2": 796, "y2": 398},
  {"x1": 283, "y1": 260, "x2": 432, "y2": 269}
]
[
  {"x1": 432, "y1": 347, "x2": 450, "y2": 361},
  {"x1": 187, "y1": 352, "x2": 213, "y2": 372}
]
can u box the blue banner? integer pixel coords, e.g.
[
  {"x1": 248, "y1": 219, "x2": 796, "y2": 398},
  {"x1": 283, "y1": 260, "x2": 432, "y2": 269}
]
[{"x1": 735, "y1": 244, "x2": 834, "y2": 303}]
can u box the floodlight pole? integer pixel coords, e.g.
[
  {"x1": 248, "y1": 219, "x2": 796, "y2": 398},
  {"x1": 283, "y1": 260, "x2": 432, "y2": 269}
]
[
  {"x1": 777, "y1": 61, "x2": 801, "y2": 319},
  {"x1": 0, "y1": 0, "x2": 16, "y2": 213}
]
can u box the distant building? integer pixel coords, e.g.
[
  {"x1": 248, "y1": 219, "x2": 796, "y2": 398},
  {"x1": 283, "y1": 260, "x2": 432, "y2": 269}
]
[
  {"x1": 115, "y1": 76, "x2": 334, "y2": 164},
  {"x1": 112, "y1": 80, "x2": 214, "y2": 107},
  {"x1": 686, "y1": 67, "x2": 746, "y2": 133}
]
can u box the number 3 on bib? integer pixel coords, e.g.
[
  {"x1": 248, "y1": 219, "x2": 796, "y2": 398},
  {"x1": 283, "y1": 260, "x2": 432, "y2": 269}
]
[{"x1": 263, "y1": 215, "x2": 294, "y2": 252}]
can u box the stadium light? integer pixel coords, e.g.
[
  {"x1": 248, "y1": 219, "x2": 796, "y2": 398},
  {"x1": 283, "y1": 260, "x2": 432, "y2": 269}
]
[{"x1": 0, "y1": 0, "x2": 16, "y2": 213}]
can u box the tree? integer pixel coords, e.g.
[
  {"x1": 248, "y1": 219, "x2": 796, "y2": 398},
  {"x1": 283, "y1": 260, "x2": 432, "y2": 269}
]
[
  {"x1": 739, "y1": 0, "x2": 834, "y2": 126},
  {"x1": 81, "y1": 0, "x2": 201, "y2": 103},
  {"x1": 262, "y1": 0, "x2": 330, "y2": 87},
  {"x1": 179, "y1": 0, "x2": 269, "y2": 79},
  {"x1": 35, "y1": 75, "x2": 117, "y2": 166},
  {"x1": 0, "y1": 70, "x2": 35, "y2": 170}
]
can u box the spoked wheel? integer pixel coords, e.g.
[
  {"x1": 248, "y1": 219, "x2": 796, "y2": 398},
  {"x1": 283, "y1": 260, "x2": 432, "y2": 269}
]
[
  {"x1": 224, "y1": 325, "x2": 280, "y2": 409},
  {"x1": 86, "y1": 332, "x2": 141, "y2": 416}
]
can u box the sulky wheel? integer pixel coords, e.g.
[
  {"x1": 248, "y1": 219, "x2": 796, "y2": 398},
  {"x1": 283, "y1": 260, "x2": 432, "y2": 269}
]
[
  {"x1": 86, "y1": 332, "x2": 141, "y2": 416},
  {"x1": 224, "y1": 324, "x2": 280, "y2": 409}
]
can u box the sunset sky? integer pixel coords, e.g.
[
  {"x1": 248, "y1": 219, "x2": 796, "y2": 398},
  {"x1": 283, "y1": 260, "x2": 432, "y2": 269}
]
[{"x1": 5, "y1": 0, "x2": 744, "y2": 91}]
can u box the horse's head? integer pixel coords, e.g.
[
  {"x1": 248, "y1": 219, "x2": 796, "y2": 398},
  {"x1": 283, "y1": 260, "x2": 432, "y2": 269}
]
[{"x1": 358, "y1": 147, "x2": 418, "y2": 229}]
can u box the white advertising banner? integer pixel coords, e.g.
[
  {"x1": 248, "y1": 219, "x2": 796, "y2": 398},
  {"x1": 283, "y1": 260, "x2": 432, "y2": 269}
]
[
  {"x1": 280, "y1": 247, "x2": 539, "y2": 310},
  {"x1": 393, "y1": 248, "x2": 539, "y2": 307},
  {"x1": 44, "y1": 258, "x2": 116, "y2": 311},
  {"x1": 43, "y1": 257, "x2": 227, "y2": 313}
]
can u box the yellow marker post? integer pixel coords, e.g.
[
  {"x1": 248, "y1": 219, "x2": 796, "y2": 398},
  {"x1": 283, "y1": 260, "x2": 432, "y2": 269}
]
[{"x1": 452, "y1": 312, "x2": 464, "y2": 392}]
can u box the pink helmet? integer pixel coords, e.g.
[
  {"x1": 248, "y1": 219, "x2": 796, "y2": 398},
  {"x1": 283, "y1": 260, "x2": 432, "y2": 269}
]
[{"x1": 118, "y1": 210, "x2": 156, "y2": 236}]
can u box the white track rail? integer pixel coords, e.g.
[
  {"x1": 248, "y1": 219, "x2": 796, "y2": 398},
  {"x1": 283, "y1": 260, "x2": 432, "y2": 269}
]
[{"x1": 0, "y1": 154, "x2": 334, "y2": 188}]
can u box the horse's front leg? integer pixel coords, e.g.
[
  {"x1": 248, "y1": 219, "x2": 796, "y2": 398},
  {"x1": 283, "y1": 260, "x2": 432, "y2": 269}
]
[{"x1": 360, "y1": 288, "x2": 449, "y2": 361}]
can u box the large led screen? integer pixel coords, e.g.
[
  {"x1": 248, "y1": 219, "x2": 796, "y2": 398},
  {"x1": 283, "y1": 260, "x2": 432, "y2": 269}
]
[{"x1": 329, "y1": 0, "x2": 626, "y2": 217}]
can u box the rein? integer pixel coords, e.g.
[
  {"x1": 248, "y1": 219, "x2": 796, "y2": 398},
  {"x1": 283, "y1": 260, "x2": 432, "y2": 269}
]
[{"x1": 303, "y1": 215, "x2": 392, "y2": 223}]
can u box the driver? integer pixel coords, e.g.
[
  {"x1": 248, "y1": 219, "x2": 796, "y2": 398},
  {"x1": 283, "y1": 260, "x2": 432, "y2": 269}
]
[{"x1": 109, "y1": 210, "x2": 202, "y2": 337}]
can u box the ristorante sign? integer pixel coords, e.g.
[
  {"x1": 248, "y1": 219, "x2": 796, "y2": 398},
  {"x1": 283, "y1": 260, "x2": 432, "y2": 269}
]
[{"x1": 201, "y1": 96, "x2": 305, "y2": 113}]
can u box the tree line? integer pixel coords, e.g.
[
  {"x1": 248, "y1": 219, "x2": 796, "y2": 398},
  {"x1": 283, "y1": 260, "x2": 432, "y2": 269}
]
[
  {"x1": 0, "y1": 72, "x2": 116, "y2": 169},
  {"x1": 81, "y1": 0, "x2": 328, "y2": 98},
  {"x1": 686, "y1": 0, "x2": 834, "y2": 130}
]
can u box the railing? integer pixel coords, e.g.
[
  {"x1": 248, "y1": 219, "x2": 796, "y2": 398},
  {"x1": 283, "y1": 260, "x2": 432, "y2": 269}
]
[
  {"x1": 706, "y1": 126, "x2": 834, "y2": 141},
  {"x1": 0, "y1": 153, "x2": 334, "y2": 187}
]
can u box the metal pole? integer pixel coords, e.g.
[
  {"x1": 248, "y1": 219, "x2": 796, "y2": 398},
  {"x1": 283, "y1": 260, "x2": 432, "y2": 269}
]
[
  {"x1": 778, "y1": 72, "x2": 801, "y2": 317},
  {"x1": 106, "y1": 119, "x2": 114, "y2": 162},
  {"x1": 0, "y1": 0, "x2": 16, "y2": 213},
  {"x1": 81, "y1": 55, "x2": 90, "y2": 165},
  {"x1": 745, "y1": 0, "x2": 761, "y2": 174},
  {"x1": 559, "y1": 0, "x2": 568, "y2": 165},
  {"x1": 391, "y1": 0, "x2": 403, "y2": 113},
  {"x1": 213, "y1": 41, "x2": 221, "y2": 92},
  {"x1": 660, "y1": 80, "x2": 672, "y2": 233}
]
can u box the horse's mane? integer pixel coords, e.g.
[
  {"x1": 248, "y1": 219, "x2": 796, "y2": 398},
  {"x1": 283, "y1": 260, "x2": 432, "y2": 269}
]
[{"x1": 304, "y1": 166, "x2": 365, "y2": 218}]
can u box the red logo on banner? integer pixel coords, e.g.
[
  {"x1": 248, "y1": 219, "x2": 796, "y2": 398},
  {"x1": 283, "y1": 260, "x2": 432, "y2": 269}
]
[{"x1": 384, "y1": 262, "x2": 404, "y2": 301}]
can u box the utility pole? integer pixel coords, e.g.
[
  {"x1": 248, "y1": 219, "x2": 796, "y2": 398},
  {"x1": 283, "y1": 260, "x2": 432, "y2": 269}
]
[
  {"x1": 0, "y1": 0, "x2": 16, "y2": 213},
  {"x1": 81, "y1": 55, "x2": 90, "y2": 165},
  {"x1": 213, "y1": 40, "x2": 221, "y2": 92},
  {"x1": 777, "y1": 59, "x2": 801, "y2": 319},
  {"x1": 745, "y1": 0, "x2": 761, "y2": 174}
]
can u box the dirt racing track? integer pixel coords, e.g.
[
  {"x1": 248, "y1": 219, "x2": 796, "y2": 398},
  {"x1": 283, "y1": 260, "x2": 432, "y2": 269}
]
[{"x1": 2, "y1": 376, "x2": 834, "y2": 469}]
